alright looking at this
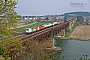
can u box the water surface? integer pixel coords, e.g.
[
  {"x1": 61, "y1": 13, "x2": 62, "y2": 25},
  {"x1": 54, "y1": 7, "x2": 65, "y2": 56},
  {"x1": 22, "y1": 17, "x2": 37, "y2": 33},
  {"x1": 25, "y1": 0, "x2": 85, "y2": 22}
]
[{"x1": 54, "y1": 38, "x2": 90, "y2": 60}]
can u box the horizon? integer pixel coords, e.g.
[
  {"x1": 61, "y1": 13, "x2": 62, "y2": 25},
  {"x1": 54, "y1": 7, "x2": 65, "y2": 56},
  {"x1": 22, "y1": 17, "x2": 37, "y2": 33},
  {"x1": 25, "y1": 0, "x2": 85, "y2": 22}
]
[{"x1": 21, "y1": 11, "x2": 90, "y2": 16}]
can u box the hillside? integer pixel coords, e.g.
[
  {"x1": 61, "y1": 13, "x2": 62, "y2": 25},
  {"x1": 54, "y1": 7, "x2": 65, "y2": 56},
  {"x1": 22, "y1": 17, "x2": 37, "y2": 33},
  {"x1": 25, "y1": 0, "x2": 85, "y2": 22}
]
[
  {"x1": 60, "y1": 11, "x2": 90, "y2": 17},
  {"x1": 69, "y1": 26, "x2": 90, "y2": 39}
]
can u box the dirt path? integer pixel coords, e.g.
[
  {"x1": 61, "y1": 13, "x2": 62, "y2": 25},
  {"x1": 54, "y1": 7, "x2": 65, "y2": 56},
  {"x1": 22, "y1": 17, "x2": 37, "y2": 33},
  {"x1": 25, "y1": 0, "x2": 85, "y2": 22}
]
[{"x1": 69, "y1": 25, "x2": 90, "y2": 39}]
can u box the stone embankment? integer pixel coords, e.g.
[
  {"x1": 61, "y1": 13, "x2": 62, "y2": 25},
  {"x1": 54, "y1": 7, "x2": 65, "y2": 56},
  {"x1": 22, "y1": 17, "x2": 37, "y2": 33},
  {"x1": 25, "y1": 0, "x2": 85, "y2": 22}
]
[
  {"x1": 69, "y1": 25, "x2": 90, "y2": 40},
  {"x1": 47, "y1": 47, "x2": 62, "y2": 52}
]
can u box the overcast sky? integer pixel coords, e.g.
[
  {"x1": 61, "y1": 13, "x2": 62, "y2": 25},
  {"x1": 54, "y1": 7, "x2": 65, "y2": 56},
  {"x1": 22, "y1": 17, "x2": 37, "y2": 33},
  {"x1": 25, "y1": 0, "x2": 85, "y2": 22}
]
[{"x1": 15, "y1": 0, "x2": 90, "y2": 16}]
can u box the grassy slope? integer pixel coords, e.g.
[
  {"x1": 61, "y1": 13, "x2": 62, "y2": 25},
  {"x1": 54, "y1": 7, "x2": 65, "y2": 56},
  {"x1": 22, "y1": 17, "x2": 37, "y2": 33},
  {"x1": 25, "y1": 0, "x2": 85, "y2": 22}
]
[
  {"x1": 65, "y1": 26, "x2": 77, "y2": 37},
  {"x1": 69, "y1": 25, "x2": 90, "y2": 39}
]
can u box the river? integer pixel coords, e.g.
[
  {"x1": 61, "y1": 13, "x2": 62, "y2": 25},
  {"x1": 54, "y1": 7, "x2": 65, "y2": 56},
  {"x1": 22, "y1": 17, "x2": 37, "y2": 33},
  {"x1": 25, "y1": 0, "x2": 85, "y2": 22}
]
[{"x1": 54, "y1": 38, "x2": 90, "y2": 60}]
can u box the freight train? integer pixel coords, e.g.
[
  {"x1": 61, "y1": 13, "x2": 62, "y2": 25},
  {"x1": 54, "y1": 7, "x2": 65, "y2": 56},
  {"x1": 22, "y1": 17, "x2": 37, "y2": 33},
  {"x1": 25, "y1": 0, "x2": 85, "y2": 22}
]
[{"x1": 25, "y1": 22, "x2": 64, "y2": 34}]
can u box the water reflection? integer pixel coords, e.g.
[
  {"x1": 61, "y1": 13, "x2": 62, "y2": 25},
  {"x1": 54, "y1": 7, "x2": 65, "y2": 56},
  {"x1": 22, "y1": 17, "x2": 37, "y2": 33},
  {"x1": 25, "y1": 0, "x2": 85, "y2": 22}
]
[{"x1": 54, "y1": 38, "x2": 90, "y2": 60}]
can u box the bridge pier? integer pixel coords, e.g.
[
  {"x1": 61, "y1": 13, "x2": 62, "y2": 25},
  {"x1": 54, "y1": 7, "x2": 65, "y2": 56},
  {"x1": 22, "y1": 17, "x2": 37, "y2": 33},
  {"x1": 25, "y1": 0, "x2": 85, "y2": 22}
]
[{"x1": 57, "y1": 29, "x2": 65, "y2": 37}]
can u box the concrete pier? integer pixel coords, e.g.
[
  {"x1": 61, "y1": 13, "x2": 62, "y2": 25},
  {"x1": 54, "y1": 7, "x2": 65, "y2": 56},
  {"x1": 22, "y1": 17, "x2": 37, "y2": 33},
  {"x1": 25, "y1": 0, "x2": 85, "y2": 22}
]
[{"x1": 47, "y1": 46, "x2": 62, "y2": 52}]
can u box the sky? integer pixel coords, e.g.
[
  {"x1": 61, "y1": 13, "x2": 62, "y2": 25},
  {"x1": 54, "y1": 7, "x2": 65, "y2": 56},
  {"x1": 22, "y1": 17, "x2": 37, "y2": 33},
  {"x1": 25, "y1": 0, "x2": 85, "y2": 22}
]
[{"x1": 15, "y1": 0, "x2": 90, "y2": 16}]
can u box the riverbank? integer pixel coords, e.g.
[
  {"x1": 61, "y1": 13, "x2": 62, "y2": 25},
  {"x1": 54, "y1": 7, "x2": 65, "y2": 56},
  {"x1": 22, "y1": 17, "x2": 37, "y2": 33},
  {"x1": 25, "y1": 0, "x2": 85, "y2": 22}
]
[
  {"x1": 56, "y1": 37, "x2": 90, "y2": 41},
  {"x1": 69, "y1": 25, "x2": 90, "y2": 40},
  {"x1": 47, "y1": 46, "x2": 61, "y2": 52}
]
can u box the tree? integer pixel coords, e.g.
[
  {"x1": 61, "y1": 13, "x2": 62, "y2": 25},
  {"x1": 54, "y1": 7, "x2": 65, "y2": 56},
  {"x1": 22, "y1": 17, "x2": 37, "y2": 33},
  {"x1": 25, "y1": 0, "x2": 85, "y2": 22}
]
[
  {"x1": 0, "y1": 0, "x2": 23, "y2": 59},
  {"x1": 76, "y1": 16, "x2": 84, "y2": 24}
]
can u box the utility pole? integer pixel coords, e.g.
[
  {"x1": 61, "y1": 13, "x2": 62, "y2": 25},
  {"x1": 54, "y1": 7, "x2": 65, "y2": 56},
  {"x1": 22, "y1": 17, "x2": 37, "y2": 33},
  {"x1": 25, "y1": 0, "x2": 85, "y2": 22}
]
[{"x1": 51, "y1": 17, "x2": 55, "y2": 48}]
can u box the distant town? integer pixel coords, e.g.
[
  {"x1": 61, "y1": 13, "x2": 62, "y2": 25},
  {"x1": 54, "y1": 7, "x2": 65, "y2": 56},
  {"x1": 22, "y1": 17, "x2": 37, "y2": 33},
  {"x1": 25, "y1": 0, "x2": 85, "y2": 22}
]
[{"x1": 19, "y1": 11, "x2": 90, "y2": 25}]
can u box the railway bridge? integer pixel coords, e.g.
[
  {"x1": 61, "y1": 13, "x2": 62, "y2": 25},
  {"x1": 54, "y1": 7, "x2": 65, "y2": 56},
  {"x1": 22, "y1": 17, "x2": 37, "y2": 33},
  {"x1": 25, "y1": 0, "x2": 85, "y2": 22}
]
[{"x1": 11, "y1": 21, "x2": 74, "y2": 60}]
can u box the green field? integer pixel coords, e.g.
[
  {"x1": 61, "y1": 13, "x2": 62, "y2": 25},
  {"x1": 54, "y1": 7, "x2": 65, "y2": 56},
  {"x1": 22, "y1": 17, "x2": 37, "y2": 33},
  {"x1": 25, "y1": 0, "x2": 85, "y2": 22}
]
[{"x1": 13, "y1": 21, "x2": 50, "y2": 32}]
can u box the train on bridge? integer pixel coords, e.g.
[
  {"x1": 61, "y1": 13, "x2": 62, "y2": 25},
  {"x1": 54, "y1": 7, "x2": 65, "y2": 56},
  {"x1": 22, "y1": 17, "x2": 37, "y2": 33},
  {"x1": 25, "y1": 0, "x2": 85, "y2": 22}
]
[{"x1": 25, "y1": 22, "x2": 64, "y2": 34}]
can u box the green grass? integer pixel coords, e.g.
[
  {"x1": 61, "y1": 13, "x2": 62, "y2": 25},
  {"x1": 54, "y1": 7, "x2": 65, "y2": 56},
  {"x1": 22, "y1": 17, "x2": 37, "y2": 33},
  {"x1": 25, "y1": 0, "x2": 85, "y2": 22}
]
[
  {"x1": 65, "y1": 26, "x2": 77, "y2": 37},
  {"x1": 13, "y1": 21, "x2": 50, "y2": 32},
  {"x1": 30, "y1": 21, "x2": 50, "y2": 27},
  {"x1": 0, "y1": 23, "x2": 5, "y2": 26}
]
